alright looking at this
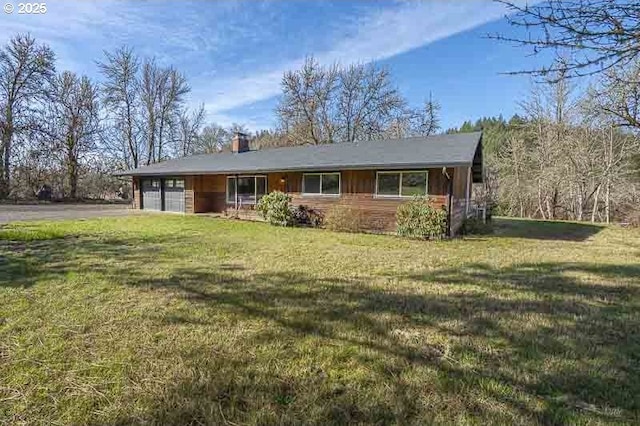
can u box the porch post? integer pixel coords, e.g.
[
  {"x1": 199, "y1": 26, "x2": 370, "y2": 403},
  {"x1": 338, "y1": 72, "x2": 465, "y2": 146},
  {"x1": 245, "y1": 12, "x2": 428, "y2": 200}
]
[
  {"x1": 235, "y1": 174, "x2": 239, "y2": 210},
  {"x1": 465, "y1": 166, "x2": 472, "y2": 218}
]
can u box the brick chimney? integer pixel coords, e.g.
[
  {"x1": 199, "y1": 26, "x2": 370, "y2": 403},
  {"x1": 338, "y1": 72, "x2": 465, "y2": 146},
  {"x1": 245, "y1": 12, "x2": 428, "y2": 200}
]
[{"x1": 231, "y1": 132, "x2": 250, "y2": 153}]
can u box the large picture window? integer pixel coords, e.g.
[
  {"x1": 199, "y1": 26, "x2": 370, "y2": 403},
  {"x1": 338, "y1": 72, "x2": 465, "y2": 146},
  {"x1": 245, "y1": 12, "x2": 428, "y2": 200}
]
[
  {"x1": 302, "y1": 173, "x2": 340, "y2": 196},
  {"x1": 227, "y1": 176, "x2": 267, "y2": 204},
  {"x1": 376, "y1": 171, "x2": 428, "y2": 197}
]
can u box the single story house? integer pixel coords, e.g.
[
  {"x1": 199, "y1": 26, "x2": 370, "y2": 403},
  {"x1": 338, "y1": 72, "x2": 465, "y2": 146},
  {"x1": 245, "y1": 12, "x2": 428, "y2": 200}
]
[{"x1": 117, "y1": 131, "x2": 483, "y2": 235}]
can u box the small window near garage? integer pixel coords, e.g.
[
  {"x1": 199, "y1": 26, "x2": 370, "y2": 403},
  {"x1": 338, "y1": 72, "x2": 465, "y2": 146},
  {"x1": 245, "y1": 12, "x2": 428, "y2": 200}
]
[
  {"x1": 175, "y1": 179, "x2": 185, "y2": 188},
  {"x1": 376, "y1": 171, "x2": 428, "y2": 197},
  {"x1": 226, "y1": 176, "x2": 267, "y2": 204},
  {"x1": 302, "y1": 173, "x2": 340, "y2": 196}
]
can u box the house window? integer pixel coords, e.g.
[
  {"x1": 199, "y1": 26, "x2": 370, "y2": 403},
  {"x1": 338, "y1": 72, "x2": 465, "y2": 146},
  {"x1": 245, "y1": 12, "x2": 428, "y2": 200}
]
[
  {"x1": 143, "y1": 179, "x2": 160, "y2": 189},
  {"x1": 376, "y1": 171, "x2": 428, "y2": 197},
  {"x1": 226, "y1": 176, "x2": 267, "y2": 204},
  {"x1": 302, "y1": 173, "x2": 340, "y2": 196},
  {"x1": 163, "y1": 178, "x2": 185, "y2": 189}
]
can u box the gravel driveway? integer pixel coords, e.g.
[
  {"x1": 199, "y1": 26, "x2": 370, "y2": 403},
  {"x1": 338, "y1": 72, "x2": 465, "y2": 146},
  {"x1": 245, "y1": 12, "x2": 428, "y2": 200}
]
[{"x1": 0, "y1": 203, "x2": 138, "y2": 224}]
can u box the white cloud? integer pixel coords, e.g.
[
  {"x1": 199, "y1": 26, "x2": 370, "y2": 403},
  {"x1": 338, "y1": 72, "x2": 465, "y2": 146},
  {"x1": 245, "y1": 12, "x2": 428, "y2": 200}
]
[
  {"x1": 0, "y1": 0, "x2": 523, "y2": 129},
  {"x1": 0, "y1": 1, "x2": 243, "y2": 63},
  {"x1": 195, "y1": 0, "x2": 518, "y2": 117}
]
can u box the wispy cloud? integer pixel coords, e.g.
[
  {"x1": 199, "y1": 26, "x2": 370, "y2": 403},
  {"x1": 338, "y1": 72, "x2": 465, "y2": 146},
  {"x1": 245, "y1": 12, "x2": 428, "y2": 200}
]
[
  {"x1": 197, "y1": 0, "x2": 516, "y2": 122},
  {"x1": 0, "y1": 0, "x2": 520, "y2": 129},
  {"x1": 0, "y1": 1, "x2": 245, "y2": 69}
]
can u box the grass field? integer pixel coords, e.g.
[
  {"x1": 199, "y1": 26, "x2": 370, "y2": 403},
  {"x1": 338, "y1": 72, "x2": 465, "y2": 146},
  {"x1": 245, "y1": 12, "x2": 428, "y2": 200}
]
[{"x1": 0, "y1": 216, "x2": 639, "y2": 425}]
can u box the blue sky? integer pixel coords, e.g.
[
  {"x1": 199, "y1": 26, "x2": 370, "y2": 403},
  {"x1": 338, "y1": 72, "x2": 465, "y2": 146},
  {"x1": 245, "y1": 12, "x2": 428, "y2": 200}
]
[{"x1": 0, "y1": 0, "x2": 549, "y2": 132}]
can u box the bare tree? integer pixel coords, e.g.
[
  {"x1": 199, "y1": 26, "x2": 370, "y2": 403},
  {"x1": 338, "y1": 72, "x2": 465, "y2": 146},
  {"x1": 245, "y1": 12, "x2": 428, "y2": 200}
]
[
  {"x1": 594, "y1": 60, "x2": 640, "y2": 132},
  {"x1": 494, "y1": 0, "x2": 640, "y2": 79},
  {"x1": 140, "y1": 60, "x2": 190, "y2": 164},
  {"x1": 407, "y1": 93, "x2": 441, "y2": 137},
  {"x1": 277, "y1": 57, "x2": 338, "y2": 144},
  {"x1": 252, "y1": 128, "x2": 291, "y2": 149},
  {"x1": 194, "y1": 123, "x2": 229, "y2": 154},
  {"x1": 98, "y1": 47, "x2": 141, "y2": 169},
  {"x1": 497, "y1": 130, "x2": 534, "y2": 217},
  {"x1": 156, "y1": 67, "x2": 190, "y2": 160},
  {"x1": 277, "y1": 57, "x2": 406, "y2": 144},
  {"x1": 0, "y1": 34, "x2": 55, "y2": 197},
  {"x1": 140, "y1": 59, "x2": 160, "y2": 165},
  {"x1": 177, "y1": 104, "x2": 205, "y2": 156},
  {"x1": 337, "y1": 62, "x2": 404, "y2": 142},
  {"x1": 46, "y1": 71, "x2": 101, "y2": 199},
  {"x1": 516, "y1": 73, "x2": 577, "y2": 219}
]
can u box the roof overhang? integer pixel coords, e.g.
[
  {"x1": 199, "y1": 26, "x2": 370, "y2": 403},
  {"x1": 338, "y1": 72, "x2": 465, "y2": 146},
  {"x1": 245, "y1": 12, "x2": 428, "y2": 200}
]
[
  {"x1": 114, "y1": 131, "x2": 483, "y2": 178},
  {"x1": 114, "y1": 161, "x2": 474, "y2": 177}
]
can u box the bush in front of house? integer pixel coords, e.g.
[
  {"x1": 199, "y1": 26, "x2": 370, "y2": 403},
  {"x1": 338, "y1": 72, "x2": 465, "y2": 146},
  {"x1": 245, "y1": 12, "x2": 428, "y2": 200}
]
[
  {"x1": 325, "y1": 205, "x2": 365, "y2": 233},
  {"x1": 396, "y1": 197, "x2": 447, "y2": 240},
  {"x1": 291, "y1": 205, "x2": 324, "y2": 228},
  {"x1": 257, "y1": 191, "x2": 293, "y2": 226}
]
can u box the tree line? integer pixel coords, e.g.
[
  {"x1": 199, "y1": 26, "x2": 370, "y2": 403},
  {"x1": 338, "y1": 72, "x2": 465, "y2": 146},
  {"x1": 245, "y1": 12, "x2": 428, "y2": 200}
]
[
  {"x1": 471, "y1": 0, "x2": 640, "y2": 224},
  {"x1": 448, "y1": 71, "x2": 640, "y2": 223},
  {"x1": 0, "y1": 35, "x2": 205, "y2": 200},
  {"x1": 0, "y1": 36, "x2": 438, "y2": 200},
  {"x1": 1, "y1": 1, "x2": 639, "y2": 224}
]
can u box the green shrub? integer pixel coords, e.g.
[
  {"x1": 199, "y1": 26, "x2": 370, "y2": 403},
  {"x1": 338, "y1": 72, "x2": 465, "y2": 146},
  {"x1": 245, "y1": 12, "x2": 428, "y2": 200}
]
[
  {"x1": 256, "y1": 191, "x2": 293, "y2": 226},
  {"x1": 462, "y1": 217, "x2": 493, "y2": 235},
  {"x1": 325, "y1": 205, "x2": 365, "y2": 233},
  {"x1": 396, "y1": 197, "x2": 447, "y2": 240}
]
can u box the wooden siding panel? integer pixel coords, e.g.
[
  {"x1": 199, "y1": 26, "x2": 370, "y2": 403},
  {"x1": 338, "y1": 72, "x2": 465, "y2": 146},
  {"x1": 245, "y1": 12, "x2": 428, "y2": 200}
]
[
  {"x1": 448, "y1": 166, "x2": 471, "y2": 234},
  {"x1": 184, "y1": 176, "x2": 195, "y2": 214},
  {"x1": 451, "y1": 166, "x2": 468, "y2": 199},
  {"x1": 132, "y1": 177, "x2": 141, "y2": 209},
  {"x1": 186, "y1": 168, "x2": 458, "y2": 233},
  {"x1": 192, "y1": 174, "x2": 226, "y2": 213}
]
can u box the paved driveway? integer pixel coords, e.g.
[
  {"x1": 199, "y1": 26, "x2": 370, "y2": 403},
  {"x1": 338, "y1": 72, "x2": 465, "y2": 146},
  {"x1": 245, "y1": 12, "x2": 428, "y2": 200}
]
[{"x1": 0, "y1": 204, "x2": 138, "y2": 224}]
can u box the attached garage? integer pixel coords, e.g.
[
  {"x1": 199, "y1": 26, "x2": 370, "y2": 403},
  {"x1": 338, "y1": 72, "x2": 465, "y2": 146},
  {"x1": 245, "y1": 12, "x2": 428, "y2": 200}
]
[
  {"x1": 162, "y1": 178, "x2": 185, "y2": 213},
  {"x1": 140, "y1": 177, "x2": 185, "y2": 213},
  {"x1": 141, "y1": 178, "x2": 162, "y2": 211}
]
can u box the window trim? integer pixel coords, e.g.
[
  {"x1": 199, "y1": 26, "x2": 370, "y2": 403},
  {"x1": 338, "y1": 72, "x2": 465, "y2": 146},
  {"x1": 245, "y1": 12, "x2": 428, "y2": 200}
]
[
  {"x1": 161, "y1": 177, "x2": 185, "y2": 190},
  {"x1": 226, "y1": 175, "x2": 267, "y2": 205},
  {"x1": 375, "y1": 170, "x2": 429, "y2": 198},
  {"x1": 302, "y1": 172, "x2": 341, "y2": 197}
]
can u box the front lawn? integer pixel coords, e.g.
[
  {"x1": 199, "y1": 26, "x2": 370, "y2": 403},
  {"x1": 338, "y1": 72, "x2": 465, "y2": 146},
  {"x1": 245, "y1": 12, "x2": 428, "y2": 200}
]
[{"x1": 1, "y1": 216, "x2": 639, "y2": 424}]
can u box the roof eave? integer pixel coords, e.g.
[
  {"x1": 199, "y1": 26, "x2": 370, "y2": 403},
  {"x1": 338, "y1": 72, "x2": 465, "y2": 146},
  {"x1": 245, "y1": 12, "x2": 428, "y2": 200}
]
[{"x1": 114, "y1": 161, "x2": 474, "y2": 177}]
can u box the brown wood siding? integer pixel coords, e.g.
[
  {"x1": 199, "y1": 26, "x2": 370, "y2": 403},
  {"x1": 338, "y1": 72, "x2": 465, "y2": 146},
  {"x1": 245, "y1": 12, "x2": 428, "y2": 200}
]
[
  {"x1": 188, "y1": 168, "x2": 450, "y2": 232},
  {"x1": 132, "y1": 177, "x2": 141, "y2": 209},
  {"x1": 191, "y1": 175, "x2": 226, "y2": 213},
  {"x1": 184, "y1": 176, "x2": 195, "y2": 214},
  {"x1": 449, "y1": 166, "x2": 470, "y2": 234}
]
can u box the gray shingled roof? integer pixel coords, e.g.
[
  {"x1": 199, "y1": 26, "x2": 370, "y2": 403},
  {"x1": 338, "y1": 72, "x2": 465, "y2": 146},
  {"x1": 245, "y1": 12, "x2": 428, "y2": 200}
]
[{"x1": 116, "y1": 132, "x2": 482, "y2": 176}]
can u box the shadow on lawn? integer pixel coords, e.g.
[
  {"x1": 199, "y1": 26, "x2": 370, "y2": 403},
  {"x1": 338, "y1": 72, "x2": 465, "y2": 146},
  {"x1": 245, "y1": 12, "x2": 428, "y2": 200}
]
[
  {"x1": 491, "y1": 217, "x2": 604, "y2": 241},
  {"x1": 118, "y1": 264, "x2": 639, "y2": 424},
  {"x1": 1, "y1": 234, "x2": 639, "y2": 424},
  {"x1": 0, "y1": 234, "x2": 193, "y2": 288}
]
